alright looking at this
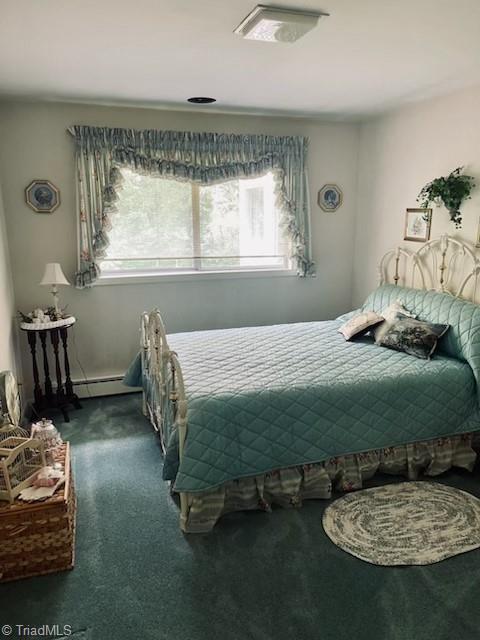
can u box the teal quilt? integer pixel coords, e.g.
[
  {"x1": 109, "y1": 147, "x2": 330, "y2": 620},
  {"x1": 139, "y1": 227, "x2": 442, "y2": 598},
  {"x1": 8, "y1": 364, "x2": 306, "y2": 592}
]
[
  {"x1": 125, "y1": 286, "x2": 480, "y2": 493},
  {"x1": 362, "y1": 284, "x2": 480, "y2": 386}
]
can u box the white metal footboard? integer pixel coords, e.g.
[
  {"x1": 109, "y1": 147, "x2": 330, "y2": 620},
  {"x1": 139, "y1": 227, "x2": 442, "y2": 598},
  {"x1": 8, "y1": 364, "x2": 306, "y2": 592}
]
[
  {"x1": 140, "y1": 309, "x2": 191, "y2": 530},
  {"x1": 169, "y1": 351, "x2": 190, "y2": 531},
  {"x1": 140, "y1": 312, "x2": 149, "y2": 419}
]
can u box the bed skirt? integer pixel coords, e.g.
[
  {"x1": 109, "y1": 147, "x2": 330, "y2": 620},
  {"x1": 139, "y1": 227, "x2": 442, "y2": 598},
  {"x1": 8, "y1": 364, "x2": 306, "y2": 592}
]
[{"x1": 176, "y1": 433, "x2": 478, "y2": 533}]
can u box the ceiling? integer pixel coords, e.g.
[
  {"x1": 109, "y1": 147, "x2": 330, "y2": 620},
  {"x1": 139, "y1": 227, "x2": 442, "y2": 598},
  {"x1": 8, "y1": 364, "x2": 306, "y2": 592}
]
[{"x1": 2, "y1": 0, "x2": 480, "y2": 118}]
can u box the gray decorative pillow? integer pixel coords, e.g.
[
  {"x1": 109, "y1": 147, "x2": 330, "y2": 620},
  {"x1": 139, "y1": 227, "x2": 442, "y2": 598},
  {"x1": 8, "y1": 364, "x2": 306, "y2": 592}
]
[
  {"x1": 378, "y1": 317, "x2": 450, "y2": 359},
  {"x1": 373, "y1": 301, "x2": 416, "y2": 343}
]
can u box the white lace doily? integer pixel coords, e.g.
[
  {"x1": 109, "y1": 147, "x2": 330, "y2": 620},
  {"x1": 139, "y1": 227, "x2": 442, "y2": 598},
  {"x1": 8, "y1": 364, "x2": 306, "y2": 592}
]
[{"x1": 20, "y1": 317, "x2": 76, "y2": 331}]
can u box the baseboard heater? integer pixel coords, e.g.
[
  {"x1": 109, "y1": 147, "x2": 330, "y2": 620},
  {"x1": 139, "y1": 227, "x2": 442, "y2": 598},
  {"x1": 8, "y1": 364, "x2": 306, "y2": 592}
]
[{"x1": 72, "y1": 375, "x2": 139, "y2": 398}]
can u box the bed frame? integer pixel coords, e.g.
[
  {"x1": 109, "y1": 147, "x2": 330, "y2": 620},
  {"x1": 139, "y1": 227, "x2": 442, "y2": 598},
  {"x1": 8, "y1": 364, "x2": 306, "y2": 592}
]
[
  {"x1": 140, "y1": 234, "x2": 480, "y2": 530},
  {"x1": 379, "y1": 234, "x2": 480, "y2": 302}
]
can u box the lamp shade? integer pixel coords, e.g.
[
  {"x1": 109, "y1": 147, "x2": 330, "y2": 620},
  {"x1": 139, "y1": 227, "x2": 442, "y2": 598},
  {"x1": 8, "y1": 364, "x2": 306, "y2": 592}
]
[{"x1": 39, "y1": 263, "x2": 70, "y2": 286}]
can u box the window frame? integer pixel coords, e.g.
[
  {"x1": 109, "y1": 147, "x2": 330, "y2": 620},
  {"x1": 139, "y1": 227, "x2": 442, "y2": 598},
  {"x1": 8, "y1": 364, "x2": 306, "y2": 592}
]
[{"x1": 98, "y1": 173, "x2": 294, "y2": 283}]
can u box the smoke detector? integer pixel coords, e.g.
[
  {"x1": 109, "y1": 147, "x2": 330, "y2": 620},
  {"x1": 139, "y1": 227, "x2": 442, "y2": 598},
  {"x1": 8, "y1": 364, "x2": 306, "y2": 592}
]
[{"x1": 234, "y1": 5, "x2": 328, "y2": 43}]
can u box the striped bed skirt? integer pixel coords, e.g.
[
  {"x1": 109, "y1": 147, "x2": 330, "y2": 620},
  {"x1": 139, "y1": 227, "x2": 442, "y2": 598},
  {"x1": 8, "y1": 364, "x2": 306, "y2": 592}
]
[{"x1": 174, "y1": 433, "x2": 478, "y2": 533}]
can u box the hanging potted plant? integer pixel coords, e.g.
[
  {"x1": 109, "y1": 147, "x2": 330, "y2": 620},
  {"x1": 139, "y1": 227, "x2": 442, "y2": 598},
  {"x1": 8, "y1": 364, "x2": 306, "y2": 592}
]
[{"x1": 417, "y1": 167, "x2": 475, "y2": 229}]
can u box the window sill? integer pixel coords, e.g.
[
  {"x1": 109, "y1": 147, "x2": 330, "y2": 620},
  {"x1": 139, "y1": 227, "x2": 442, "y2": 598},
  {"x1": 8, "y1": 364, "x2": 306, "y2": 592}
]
[{"x1": 95, "y1": 268, "x2": 297, "y2": 286}]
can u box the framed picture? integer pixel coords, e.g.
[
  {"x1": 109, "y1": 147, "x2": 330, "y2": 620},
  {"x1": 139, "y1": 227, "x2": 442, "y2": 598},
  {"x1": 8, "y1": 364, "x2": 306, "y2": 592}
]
[
  {"x1": 318, "y1": 184, "x2": 343, "y2": 212},
  {"x1": 25, "y1": 180, "x2": 60, "y2": 213},
  {"x1": 404, "y1": 208, "x2": 432, "y2": 243}
]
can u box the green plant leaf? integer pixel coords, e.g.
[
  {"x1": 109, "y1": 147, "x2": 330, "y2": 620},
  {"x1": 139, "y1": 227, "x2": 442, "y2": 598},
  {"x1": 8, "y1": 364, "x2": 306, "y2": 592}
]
[{"x1": 416, "y1": 167, "x2": 475, "y2": 229}]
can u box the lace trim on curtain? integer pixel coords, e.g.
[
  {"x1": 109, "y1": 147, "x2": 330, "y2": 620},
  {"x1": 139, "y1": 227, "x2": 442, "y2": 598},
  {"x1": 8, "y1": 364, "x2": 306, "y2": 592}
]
[{"x1": 69, "y1": 126, "x2": 314, "y2": 287}]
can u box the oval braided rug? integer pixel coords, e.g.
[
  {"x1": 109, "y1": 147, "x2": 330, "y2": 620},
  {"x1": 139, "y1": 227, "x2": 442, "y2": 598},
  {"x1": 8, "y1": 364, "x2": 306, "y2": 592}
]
[{"x1": 322, "y1": 482, "x2": 480, "y2": 566}]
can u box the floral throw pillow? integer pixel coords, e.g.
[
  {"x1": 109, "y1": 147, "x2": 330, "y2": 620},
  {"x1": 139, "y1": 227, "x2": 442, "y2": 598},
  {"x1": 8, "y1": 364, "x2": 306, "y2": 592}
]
[
  {"x1": 377, "y1": 317, "x2": 450, "y2": 359},
  {"x1": 338, "y1": 311, "x2": 384, "y2": 341}
]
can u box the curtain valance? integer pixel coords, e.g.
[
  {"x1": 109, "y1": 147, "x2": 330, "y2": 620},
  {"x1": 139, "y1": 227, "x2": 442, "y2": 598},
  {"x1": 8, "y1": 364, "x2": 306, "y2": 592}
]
[{"x1": 68, "y1": 125, "x2": 314, "y2": 287}]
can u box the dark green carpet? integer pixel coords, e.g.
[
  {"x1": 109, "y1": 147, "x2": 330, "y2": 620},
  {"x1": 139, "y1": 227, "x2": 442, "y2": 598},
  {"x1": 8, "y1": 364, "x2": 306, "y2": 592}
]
[{"x1": 2, "y1": 394, "x2": 480, "y2": 640}]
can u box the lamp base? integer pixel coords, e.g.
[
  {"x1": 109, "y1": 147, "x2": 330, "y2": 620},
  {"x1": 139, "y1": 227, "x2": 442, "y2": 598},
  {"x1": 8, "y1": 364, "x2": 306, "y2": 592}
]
[{"x1": 51, "y1": 286, "x2": 61, "y2": 320}]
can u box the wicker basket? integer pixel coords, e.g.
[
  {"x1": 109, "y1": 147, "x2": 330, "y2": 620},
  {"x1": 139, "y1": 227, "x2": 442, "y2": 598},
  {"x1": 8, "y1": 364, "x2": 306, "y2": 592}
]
[
  {"x1": 0, "y1": 443, "x2": 76, "y2": 582},
  {"x1": 0, "y1": 437, "x2": 46, "y2": 503}
]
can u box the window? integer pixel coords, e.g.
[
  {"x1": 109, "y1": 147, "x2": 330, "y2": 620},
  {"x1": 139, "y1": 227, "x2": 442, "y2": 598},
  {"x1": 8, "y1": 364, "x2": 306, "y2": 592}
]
[{"x1": 100, "y1": 169, "x2": 290, "y2": 276}]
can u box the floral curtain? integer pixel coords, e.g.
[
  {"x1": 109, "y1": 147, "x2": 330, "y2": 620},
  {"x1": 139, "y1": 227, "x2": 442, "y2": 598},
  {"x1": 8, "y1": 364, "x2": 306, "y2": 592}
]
[{"x1": 68, "y1": 125, "x2": 314, "y2": 287}]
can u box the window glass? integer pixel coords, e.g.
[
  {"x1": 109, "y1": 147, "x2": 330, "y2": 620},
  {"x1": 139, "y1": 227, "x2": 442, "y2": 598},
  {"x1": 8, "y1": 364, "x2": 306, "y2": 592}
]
[{"x1": 100, "y1": 169, "x2": 289, "y2": 274}]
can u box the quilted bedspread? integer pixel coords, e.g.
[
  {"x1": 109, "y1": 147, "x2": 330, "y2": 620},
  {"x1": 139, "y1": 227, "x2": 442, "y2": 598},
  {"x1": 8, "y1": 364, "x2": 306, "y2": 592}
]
[{"x1": 159, "y1": 314, "x2": 480, "y2": 493}]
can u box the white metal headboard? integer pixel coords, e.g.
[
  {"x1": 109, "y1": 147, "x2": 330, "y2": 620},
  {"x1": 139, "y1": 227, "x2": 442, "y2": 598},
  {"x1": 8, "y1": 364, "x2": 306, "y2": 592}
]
[{"x1": 379, "y1": 234, "x2": 480, "y2": 303}]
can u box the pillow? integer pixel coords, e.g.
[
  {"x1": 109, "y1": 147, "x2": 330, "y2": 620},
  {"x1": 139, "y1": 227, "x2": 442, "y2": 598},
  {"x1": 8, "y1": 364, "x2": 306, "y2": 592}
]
[
  {"x1": 338, "y1": 311, "x2": 384, "y2": 341},
  {"x1": 377, "y1": 317, "x2": 450, "y2": 359},
  {"x1": 362, "y1": 284, "x2": 480, "y2": 377},
  {"x1": 381, "y1": 301, "x2": 416, "y2": 323},
  {"x1": 373, "y1": 301, "x2": 416, "y2": 343}
]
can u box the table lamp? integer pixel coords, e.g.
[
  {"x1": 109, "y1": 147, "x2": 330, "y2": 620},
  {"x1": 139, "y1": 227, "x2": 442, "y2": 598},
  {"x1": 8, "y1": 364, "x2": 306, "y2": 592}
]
[{"x1": 40, "y1": 263, "x2": 70, "y2": 319}]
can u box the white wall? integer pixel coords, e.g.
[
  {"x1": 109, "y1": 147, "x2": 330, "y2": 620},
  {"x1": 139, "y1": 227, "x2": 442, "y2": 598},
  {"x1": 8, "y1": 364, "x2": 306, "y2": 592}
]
[
  {"x1": 0, "y1": 101, "x2": 359, "y2": 395},
  {"x1": 353, "y1": 84, "x2": 480, "y2": 307},
  {"x1": 0, "y1": 179, "x2": 18, "y2": 376}
]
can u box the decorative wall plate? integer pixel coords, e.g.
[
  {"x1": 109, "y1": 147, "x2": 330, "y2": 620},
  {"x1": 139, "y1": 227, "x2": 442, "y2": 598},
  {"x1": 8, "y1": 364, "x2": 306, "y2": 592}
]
[
  {"x1": 318, "y1": 184, "x2": 343, "y2": 212},
  {"x1": 25, "y1": 179, "x2": 60, "y2": 213}
]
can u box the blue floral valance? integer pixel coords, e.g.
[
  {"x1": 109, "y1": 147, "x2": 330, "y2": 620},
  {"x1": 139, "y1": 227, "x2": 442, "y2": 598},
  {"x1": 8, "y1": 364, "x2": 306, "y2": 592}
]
[{"x1": 68, "y1": 125, "x2": 314, "y2": 287}]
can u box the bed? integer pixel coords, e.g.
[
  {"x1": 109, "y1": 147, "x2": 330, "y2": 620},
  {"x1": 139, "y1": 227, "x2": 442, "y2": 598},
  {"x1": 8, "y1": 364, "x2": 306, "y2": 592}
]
[{"x1": 125, "y1": 235, "x2": 480, "y2": 532}]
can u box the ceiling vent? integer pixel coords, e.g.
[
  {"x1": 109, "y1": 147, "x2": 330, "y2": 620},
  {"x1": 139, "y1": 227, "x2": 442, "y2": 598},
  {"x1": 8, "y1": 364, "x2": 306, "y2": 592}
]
[{"x1": 234, "y1": 5, "x2": 328, "y2": 43}]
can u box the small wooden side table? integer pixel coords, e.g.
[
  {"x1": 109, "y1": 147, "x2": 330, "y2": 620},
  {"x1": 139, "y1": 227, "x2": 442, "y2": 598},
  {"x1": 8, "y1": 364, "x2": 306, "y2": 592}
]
[{"x1": 20, "y1": 318, "x2": 81, "y2": 422}]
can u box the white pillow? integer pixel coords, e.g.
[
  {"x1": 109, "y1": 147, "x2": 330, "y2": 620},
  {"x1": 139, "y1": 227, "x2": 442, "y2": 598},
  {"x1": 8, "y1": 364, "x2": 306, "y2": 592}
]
[
  {"x1": 338, "y1": 311, "x2": 384, "y2": 341},
  {"x1": 373, "y1": 301, "x2": 416, "y2": 343}
]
